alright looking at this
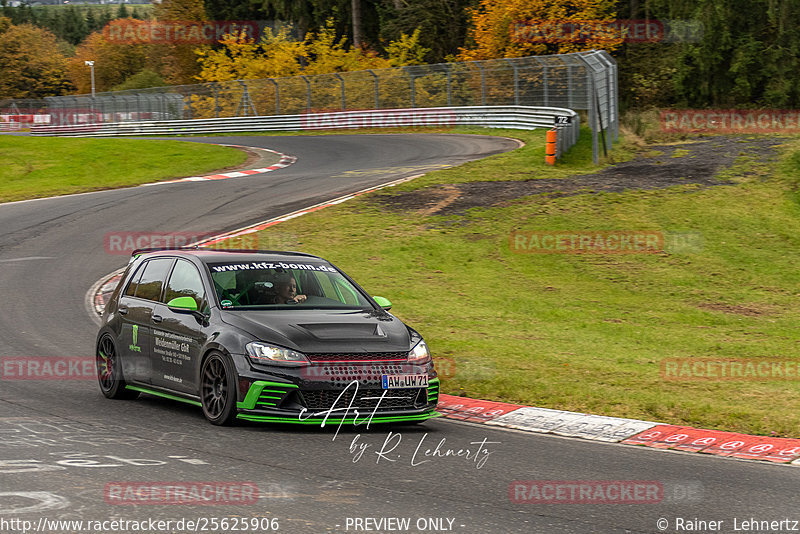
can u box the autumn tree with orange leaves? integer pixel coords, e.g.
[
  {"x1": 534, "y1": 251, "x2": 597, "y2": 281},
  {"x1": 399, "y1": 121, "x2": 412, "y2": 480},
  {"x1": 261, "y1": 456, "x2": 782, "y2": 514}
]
[
  {"x1": 0, "y1": 19, "x2": 73, "y2": 98},
  {"x1": 458, "y1": 0, "x2": 621, "y2": 60}
]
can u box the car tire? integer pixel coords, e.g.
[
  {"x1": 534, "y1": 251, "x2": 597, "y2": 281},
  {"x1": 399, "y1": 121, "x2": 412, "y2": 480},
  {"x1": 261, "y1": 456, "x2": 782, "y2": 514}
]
[
  {"x1": 200, "y1": 351, "x2": 238, "y2": 426},
  {"x1": 96, "y1": 333, "x2": 140, "y2": 400}
]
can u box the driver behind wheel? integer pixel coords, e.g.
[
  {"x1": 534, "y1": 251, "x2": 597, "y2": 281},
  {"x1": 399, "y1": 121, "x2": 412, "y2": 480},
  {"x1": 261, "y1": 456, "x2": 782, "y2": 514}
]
[{"x1": 273, "y1": 273, "x2": 306, "y2": 304}]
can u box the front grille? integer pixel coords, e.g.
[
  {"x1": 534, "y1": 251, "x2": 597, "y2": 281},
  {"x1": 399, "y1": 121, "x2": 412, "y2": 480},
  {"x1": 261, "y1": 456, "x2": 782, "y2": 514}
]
[
  {"x1": 305, "y1": 352, "x2": 407, "y2": 362},
  {"x1": 301, "y1": 388, "x2": 420, "y2": 410}
]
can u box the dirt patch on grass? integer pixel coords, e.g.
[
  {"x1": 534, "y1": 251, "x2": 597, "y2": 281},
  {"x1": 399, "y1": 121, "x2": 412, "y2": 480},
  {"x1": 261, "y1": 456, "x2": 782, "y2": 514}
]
[
  {"x1": 697, "y1": 302, "x2": 768, "y2": 316},
  {"x1": 375, "y1": 136, "x2": 786, "y2": 215}
]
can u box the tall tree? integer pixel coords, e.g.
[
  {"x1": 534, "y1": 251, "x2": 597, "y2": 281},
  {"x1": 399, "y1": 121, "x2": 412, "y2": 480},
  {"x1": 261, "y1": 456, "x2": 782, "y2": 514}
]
[
  {"x1": 67, "y1": 20, "x2": 151, "y2": 93},
  {"x1": 351, "y1": 0, "x2": 361, "y2": 47},
  {"x1": 62, "y1": 5, "x2": 89, "y2": 45},
  {"x1": 151, "y1": 0, "x2": 209, "y2": 85},
  {"x1": 85, "y1": 8, "x2": 98, "y2": 33},
  {"x1": 0, "y1": 22, "x2": 73, "y2": 98},
  {"x1": 259, "y1": 0, "x2": 380, "y2": 46},
  {"x1": 458, "y1": 0, "x2": 621, "y2": 60},
  {"x1": 673, "y1": 0, "x2": 800, "y2": 107},
  {"x1": 378, "y1": 0, "x2": 476, "y2": 62}
]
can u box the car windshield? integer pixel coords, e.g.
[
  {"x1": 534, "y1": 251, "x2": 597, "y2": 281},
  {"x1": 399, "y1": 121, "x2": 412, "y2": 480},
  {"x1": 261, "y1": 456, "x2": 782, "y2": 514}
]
[{"x1": 207, "y1": 260, "x2": 373, "y2": 310}]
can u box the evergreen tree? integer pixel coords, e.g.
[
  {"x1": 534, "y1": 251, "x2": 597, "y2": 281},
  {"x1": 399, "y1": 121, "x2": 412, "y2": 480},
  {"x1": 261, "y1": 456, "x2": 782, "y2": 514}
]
[
  {"x1": 377, "y1": 0, "x2": 476, "y2": 62},
  {"x1": 118, "y1": 3, "x2": 129, "y2": 19},
  {"x1": 98, "y1": 6, "x2": 113, "y2": 28},
  {"x1": 85, "y1": 8, "x2": 98, "y2": 33},
  {"x1": 62, "y1": 5, "x2": 88, "y2": 45}
]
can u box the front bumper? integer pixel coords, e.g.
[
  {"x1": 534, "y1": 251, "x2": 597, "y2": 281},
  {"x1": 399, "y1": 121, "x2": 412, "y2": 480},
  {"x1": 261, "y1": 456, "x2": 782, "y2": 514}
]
[{"x1": 236, "y1": 378, "x2": 441, "y2": 424}]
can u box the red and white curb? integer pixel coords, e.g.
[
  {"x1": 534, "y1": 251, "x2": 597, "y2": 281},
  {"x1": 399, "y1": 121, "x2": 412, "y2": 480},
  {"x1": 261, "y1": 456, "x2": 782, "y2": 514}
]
[
  {"x1": 142, "y1": 145, "x2": 296, "y2": 186},
  {"x1": 438, "y1": 396, "x2": 800, "y2": 465}
]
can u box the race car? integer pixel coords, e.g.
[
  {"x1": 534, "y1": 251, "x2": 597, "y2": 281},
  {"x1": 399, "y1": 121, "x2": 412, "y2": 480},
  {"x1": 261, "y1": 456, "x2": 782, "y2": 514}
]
[{"x1": 95, "y1": 248, "x2": 440, "y2": 425}]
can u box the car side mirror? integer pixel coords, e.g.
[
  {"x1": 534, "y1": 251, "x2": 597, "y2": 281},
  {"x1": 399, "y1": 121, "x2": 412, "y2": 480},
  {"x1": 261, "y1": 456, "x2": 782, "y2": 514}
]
[
  {"x1": 167, "y1": 296, "x2": 209, "y2": 325},
  {"x1": 372, "y1": 296, "x2": 392, "y2": 310},
  {"x1": 167, "y1": 296, "x2": 198, "y2": 312}
]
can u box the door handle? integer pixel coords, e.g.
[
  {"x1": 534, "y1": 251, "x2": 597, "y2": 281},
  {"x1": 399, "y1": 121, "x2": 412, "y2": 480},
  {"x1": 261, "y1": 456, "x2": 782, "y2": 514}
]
[
  {"x1": 118, "y1": 306, "x2": 128, "y2": 315},
  {"x1": 152, "y1": 315, "x2": 163, "y2": 323}
]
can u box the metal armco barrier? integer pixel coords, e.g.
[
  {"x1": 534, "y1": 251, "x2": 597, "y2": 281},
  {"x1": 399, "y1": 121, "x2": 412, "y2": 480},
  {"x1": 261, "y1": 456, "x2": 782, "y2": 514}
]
[{"x1": 31, "y1": 105, "x2": 580, "y2": 160}]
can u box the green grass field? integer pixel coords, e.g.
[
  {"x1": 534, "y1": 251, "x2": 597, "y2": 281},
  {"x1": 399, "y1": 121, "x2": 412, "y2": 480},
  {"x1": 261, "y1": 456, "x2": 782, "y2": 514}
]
[
  {"x1": 222, "y1": 128, "x2": 800, "y2": 437},
  {"x1": 0, "y1": 136, "x2": 250, "y2": 202}
]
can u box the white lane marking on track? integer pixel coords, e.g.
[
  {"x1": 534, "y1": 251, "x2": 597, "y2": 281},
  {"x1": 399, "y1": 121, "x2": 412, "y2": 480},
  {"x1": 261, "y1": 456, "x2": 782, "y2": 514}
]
[
  {"x1": 0, "y1": 256, "x2": 55, "y2": 263},
  {"x1": 0, "y1": 491, "x2": 70, "y2": 514}
]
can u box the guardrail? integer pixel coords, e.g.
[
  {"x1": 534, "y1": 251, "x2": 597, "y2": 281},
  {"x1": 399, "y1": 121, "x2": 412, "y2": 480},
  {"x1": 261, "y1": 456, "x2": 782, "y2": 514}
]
[{"x1": 31, "y1": 105, "x2": 580, "y2": 159}]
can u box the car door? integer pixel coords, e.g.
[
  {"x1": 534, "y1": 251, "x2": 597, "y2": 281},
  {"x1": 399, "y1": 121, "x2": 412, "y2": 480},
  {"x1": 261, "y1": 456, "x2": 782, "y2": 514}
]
[
  {"x1": 150, "y1": 259, "x2": 210, "y2": 394},
  {"x1": 116, "y1": 257, "x2": 175, "y2": 384}
]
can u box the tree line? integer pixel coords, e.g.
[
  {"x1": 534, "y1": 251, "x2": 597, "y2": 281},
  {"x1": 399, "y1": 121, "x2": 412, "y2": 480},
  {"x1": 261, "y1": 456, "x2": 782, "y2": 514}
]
[
  {"x1": 0, "y1": 2, "x2": 148, "y2": 45},
  {"x1": 1, "y1": 0, "x2": 799, "y2": 110}
]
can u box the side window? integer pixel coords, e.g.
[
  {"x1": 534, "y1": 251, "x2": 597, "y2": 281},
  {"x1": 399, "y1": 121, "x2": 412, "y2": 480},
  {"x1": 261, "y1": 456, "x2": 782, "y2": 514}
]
[
  {"x1": 133, "y1": 258, "x2": 174, "y2": 302},
  {"x1": 312, "y1": 271, "x2": 360, "y2": 305},
  {"x1": 123, "y1": 263, "x2": 145, "y2": 297},
  {"x1": 164, "y1": 260, "x2": 206, "y2": 309},
  {"x1": 313, "y1": 272, "x2": 338, "y2": 300}
]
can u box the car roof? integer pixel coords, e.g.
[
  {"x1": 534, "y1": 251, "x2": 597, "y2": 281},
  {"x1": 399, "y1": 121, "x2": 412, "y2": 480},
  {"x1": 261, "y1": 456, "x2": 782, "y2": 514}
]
[{"x1": 131, "y1": 248, "x2": 327, "y2": 264}]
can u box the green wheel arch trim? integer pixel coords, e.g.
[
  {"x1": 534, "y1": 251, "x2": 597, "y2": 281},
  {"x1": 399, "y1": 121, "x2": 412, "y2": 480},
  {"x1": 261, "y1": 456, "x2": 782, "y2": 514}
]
[
  {"x1": 237, "y1": 380, "x2": 299, "y2": 410},
  {"x1": 237, "y1": 411, "x2": 441, "y2": 424},
  {"x1": 125, "y1": 385, "x2": 202, "y2": 407}
]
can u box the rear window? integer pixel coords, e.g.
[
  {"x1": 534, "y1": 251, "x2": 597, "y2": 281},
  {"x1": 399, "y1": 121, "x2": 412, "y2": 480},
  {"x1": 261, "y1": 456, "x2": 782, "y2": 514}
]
[{"x1": 208, "y1": 261, "x2": 372, "y2": 309}]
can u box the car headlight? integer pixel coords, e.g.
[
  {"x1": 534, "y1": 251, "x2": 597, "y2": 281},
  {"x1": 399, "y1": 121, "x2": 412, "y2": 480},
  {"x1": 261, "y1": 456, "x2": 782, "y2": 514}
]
[
  {"x1": 407, "y1": 340, "x2": 431, "y2": 364},
  {"x1": 246, "y1": 342, "x2": 309, "y2": 366}
]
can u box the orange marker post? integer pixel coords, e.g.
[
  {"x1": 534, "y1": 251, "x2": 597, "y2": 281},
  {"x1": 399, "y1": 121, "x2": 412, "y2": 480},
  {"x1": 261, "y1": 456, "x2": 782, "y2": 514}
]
[{"x1": 545, "y1": 128, "x2": 557, "y2": 165}]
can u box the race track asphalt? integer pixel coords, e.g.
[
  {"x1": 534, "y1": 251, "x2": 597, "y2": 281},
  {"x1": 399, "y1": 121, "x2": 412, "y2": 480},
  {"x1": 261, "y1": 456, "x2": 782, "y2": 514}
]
[{"x1": 0, "y1": 134, "x2": 794, "y2": 534}]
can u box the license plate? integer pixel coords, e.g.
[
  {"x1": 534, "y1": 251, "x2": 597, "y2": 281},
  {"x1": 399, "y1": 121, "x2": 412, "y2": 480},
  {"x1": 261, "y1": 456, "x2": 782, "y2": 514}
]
[{"x1": 381, "y1": 374, "x2": 429, "y2": 389}]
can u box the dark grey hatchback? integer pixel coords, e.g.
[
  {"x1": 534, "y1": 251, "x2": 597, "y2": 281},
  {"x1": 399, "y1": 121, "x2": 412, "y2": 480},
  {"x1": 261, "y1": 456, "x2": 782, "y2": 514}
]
[{"x1": 96, "y1": 249, "x2": 440, "y2": 425}]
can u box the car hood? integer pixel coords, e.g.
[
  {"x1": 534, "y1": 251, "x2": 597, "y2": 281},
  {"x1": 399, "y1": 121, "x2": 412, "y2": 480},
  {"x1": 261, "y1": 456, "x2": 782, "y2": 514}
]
[{"x1": 220, "y1": 308, "x2": 413, "y2": 353}]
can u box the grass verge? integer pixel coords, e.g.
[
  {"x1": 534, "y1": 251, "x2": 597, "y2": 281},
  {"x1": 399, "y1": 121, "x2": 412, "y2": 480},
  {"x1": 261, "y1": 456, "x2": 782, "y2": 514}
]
[
  {"x1": 0, "y1": 137, "x2": 251, "y2": 203},
  {"x1": 222, "y1": 128, "x2": 800, "y2": 437}
]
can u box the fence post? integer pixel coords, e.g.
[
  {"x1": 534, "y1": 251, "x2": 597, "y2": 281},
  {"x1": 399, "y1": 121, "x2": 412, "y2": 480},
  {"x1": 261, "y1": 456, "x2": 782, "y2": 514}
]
[
  {"x1": 476, "y1": 62, "x2": 487, "y2": 106},
  {"x1": 567, "y1": 63, "x2": 573, "y2": 109},
  {"x1": 576, "y1": 54, "x2": 599, "y2": 164},
  {"x1": 405, "y1": 67, "x2": 416, "y2": 108},
  {"x1": 446, "y1": 65, "x2": 452, "y2": 106},
  {"x1": 504, "y1": 59, "x2": 519, "y2": 106},
  {"x1": 212, "y1": 83, "x2": 220, "y2": 118},
  {"x1": 366, "y1": 69, "x2": 379, "y2": 109},
  {"x1": 334, "y1": 73, "x2": 345, "y2": 110},
  {"x1": 268, "y1": 78, "x2": 280, "y2": 115},
  {"x1": 301, "y1": 75, "x2": 311, "y2": 112}
]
